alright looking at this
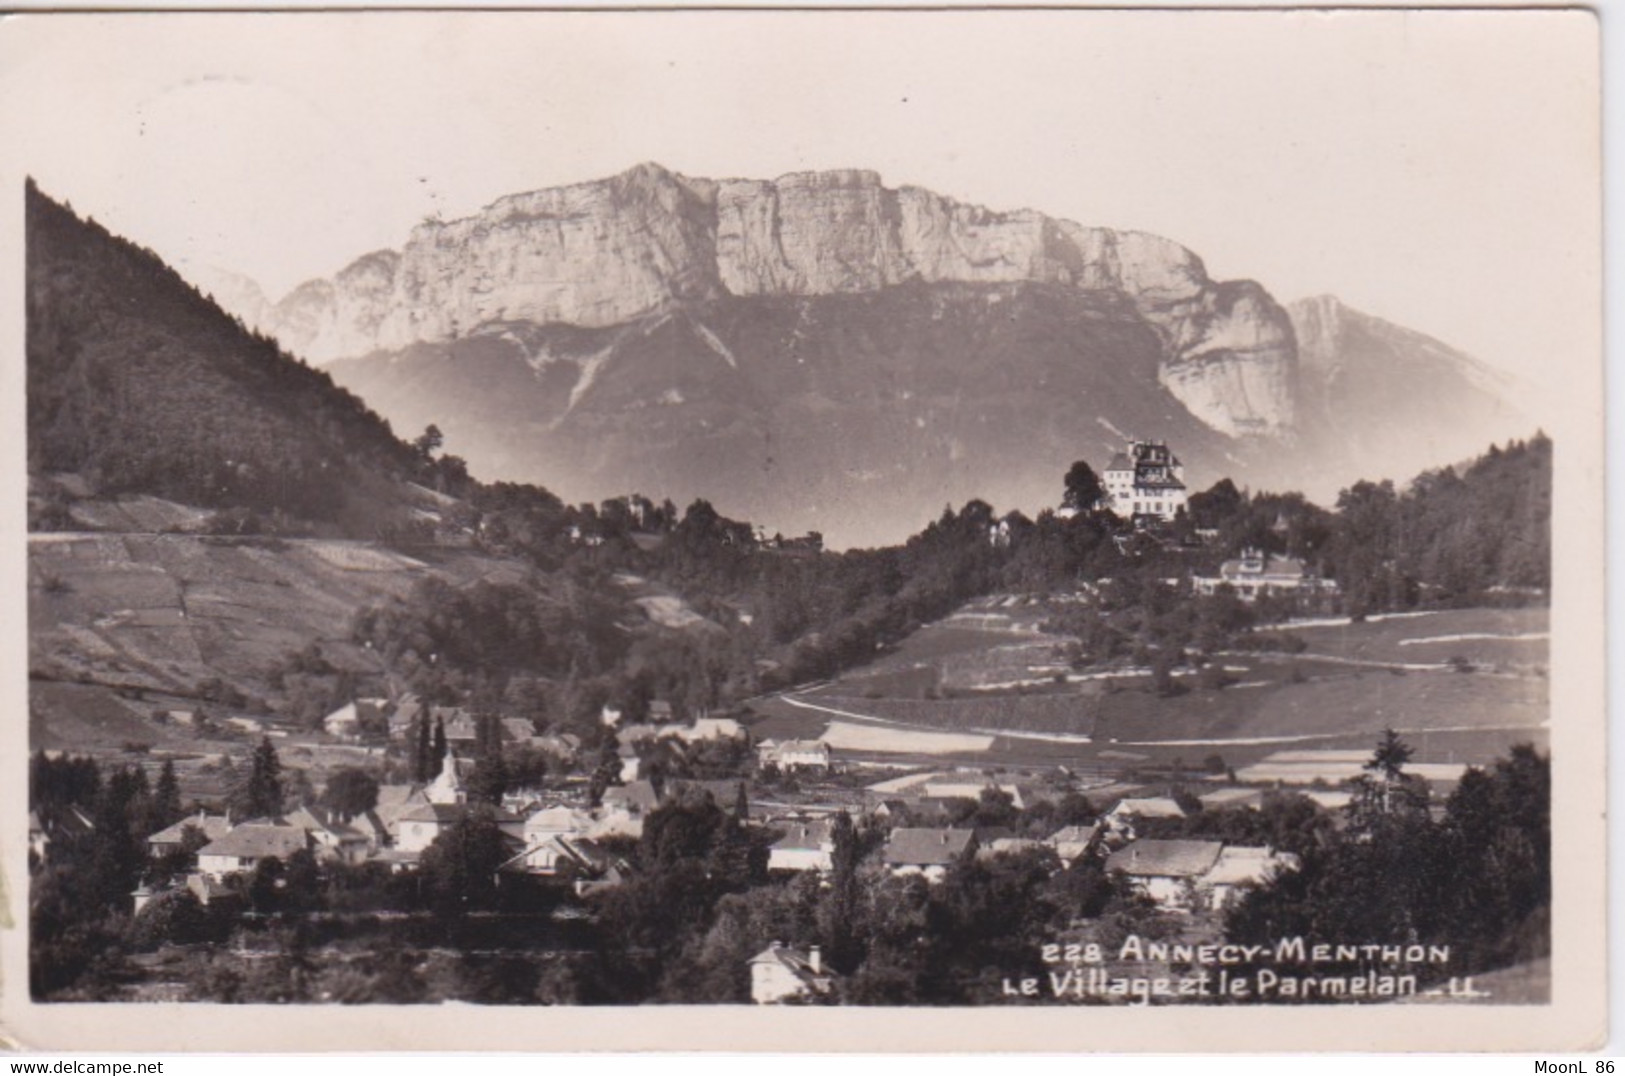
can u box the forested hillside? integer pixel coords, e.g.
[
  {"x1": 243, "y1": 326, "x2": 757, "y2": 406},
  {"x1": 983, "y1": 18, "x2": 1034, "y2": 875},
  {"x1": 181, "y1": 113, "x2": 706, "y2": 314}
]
[{"x1": 26, "y1": 181, "x2": 425, "y2": 534}]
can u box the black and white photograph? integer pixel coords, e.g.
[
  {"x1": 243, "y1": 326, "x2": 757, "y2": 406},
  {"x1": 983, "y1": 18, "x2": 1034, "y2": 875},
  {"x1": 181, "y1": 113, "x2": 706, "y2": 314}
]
[{"x1": 0, "y1": 4, "x2": 1607, "y2": 1053}]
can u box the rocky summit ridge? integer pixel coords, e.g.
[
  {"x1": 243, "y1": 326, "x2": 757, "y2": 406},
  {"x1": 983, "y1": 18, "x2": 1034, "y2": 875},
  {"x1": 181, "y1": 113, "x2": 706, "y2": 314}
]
[{"x1": 260, "y1": 162, "x2": 1296, "y2": 440}]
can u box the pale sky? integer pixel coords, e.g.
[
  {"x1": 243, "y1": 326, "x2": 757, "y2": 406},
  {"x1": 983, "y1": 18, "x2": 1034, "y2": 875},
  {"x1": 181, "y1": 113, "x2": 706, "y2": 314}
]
[{"x1": 0, "y1": 8, "x2": 1601, "y2": 399}]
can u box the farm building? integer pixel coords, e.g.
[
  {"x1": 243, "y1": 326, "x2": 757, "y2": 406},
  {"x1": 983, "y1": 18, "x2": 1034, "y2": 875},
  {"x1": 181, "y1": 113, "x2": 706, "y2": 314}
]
[
  {"x1": 1199, "y1": 846, "x2": 1300, "y2": 910},
  {"x1": 768, "y1": 819, "x2": 835, "y2": 873},
  {"x1": 147, "y1": 811, "x2": 232, "y2": 858},
  {"x1": 1192, "y1": 548, "x2": 1339, "y2": 602},
  {"x1": 195, "y1": 823, "x2": 312, "y2": 880},
  {"x1": 1044, "y1": 823, "x2": 1100, "y2": 864},
  {"x1": 1105, "y1": 839, "x2": 1224, "y2": 909},
  {"x1": 882, "y1": 827, "x2": 978, "y2": 881},
  {"x1": 758, "y1": 739, "x2": 832, "y2": 772}
]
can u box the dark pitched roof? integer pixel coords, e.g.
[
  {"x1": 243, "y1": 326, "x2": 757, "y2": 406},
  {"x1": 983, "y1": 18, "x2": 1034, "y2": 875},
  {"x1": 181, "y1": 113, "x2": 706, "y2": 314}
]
[
  {"x1": 1220, "y1": 553, "x2": 1310, "y2": 581},
  {"x1": 398, "y1": 803, "x2": 467, "y2": 824},
  {"x1": 882, "y1": 827, "x2": 977, "y2": 867},
  {"x1": 603, "y1": 780, "x2": 661, "y2": 813},
  {"x1": 771, "y1": 820, "x2": 832, "y2": 852},
  {"x1": 148, "y1": 813, "x2": 232, "y2": 845},
  {"x1": 198, "y1": 824, "x2": 310, "y2": 861},
  {"x1": 1105, "y1": 839, "x2": 1223, "y2": 879}
]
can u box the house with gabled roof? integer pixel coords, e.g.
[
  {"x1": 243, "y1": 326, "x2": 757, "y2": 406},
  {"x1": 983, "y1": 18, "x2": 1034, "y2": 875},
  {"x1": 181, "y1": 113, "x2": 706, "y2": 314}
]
[
  {"x1": 1109, "y1": 796, "x2": 1189, "y2": 823},
  {"x1": 196, "y1": 822, "x2": 312, "y2": 880},
  {"x1": 31, "y1": 804, "x2": 96, "y2": 864},
  {"x1": 323, "y1": 698, "x2": 387, "y2": 742},
  {"x1": 768, "y1": 819, "x2": 835, "y2": 873},
  {"x1": 1192, "y1": 548, "x2": 1339, "y2": 603},
  {"x1": 749, "y1": 943, "x2": 835, "y2": 1004},
  {"x1": 1105, "y1": 838, "x2": 1224, "y2": 909},
  {"x1": 395, "y1": 801, "x2": 525, "y2": 856},
  {"x1": 758, "y1": 739, "x2": 831, "y2": 773},
  {"x1": 371, "y1": 783, "x2": 430, "y2": 844},
  {"x1": 508, "y1": 806, "x2": 596, "y2": 875},
  {"x1": 882, "y1": 827, "x2": 977, "y2": 881},
  {"x1": 1044, "y1": 823, "x2": 1101, "y2": 865},
  {"x1": 1198, "y1": 846, "x2": 1300, "y2": 910},
  {"x1": 148, "y1": 811, "x2": 233, "y2": 859},
  {"x1": 284, "y1": 805, "x2": 372, "y2": 864},
  {"x1": 686, "y1": 716, "x2": 745, "y2": 741}
]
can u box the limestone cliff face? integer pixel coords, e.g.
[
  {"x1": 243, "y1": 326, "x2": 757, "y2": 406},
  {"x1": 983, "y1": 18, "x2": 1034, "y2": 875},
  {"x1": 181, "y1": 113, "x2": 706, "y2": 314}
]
[
  {"x1": 710, "y1": 171, "x2": 1296, "y2": 434},
  {"x1": 1154, "y1": 281, "x2": 1298, "y2": 437},
  {"x1": 262, "y1": 163, "x2": 1297, "y2": 437}
]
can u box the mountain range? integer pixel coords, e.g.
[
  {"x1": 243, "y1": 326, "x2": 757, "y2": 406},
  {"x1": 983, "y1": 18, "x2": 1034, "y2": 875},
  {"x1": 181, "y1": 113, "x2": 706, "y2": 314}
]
[{"x1": 188, "y1": 163, "x2": 1530, "y2": 547}]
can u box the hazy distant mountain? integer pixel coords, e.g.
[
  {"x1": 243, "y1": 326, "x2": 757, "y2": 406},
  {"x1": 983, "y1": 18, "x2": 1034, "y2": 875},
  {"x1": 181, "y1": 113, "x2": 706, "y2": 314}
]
[
  {"x1": 195, "y1": 164, "x2": 1531, "y2": 546},
  {"x1": 1283, "y1": 295, "x2": 1532, "y2": 496}
]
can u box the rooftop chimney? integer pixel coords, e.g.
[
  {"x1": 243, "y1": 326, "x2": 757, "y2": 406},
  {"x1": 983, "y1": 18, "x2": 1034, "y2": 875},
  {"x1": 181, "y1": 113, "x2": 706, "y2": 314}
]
[{"x1": 808, "y1": 946, "x2": 822, "y2": 974}]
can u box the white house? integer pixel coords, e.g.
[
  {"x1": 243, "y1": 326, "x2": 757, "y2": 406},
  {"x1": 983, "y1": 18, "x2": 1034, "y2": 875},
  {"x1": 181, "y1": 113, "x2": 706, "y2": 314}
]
[
  {"x1": 1109, "y1": 796, "x2": 1188, "y2": 823},
  {"x1": 1104, "y1": 839, "x2": 1224, "y2": 910},
  {"x1": 323, "y1": 699, "x2": 386, "y2": 741},
  {"x1": 395, "y1": 802, "x2": 525, "y2": 856},
  {"x1": 881, "y1": 828, "x2": 977, "y2": 882},
  {"x1": 758, "y1": 739, "x2": 832, "y2": 773},
  {"x1": 1044, "y1": 823, "x2": 1100, "y2": 865},
  {"x1": 284, "y1": 806, "x2": 372, "y2": 865},
  {"x1": 513, "y1": 807, "x2": 595, "y2": 875},
  {"x1": 749, "y1": 943, "x2": 834, "y2": 1004},
  {"x1": 768, "y1": 820, "x2": 835, "y2": 873},
  {"x1": 195, "y1": 823, "x2": 311, "y2": 880},
  {"x1": 1192, "y1": 548, "x2": 1339, "y2": 602},
  {"x1": 1101, "y1": 440, "x2": 1188, "y2": 522},
  {"x1": 685, "y1": 717, "x2": 745, "y2": 742},
  {"x1": 148, "y1": 811, "x2": 233, "y2": 859},
  {"x1": 1198, "y1": 846, "x2": 1300, "y2": 910}
]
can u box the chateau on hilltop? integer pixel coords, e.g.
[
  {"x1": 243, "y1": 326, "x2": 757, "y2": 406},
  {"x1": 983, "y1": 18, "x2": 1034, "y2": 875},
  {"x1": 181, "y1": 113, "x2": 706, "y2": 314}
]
[{"x1": 1103, "y1": 440, "x2": 1188, "y2": 521}]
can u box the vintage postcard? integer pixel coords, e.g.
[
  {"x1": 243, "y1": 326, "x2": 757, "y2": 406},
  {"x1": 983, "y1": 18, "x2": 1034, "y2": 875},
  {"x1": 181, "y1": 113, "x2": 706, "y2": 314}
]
[{"x1": 0, "y1": 5, "x2": 1606, "y2": 1053}]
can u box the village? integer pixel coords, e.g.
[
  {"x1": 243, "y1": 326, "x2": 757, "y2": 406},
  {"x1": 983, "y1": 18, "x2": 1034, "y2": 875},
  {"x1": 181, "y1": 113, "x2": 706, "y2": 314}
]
[
  {"x1": 29, "y1": 674, "x2": 1453, "y2": 1005},
  {"x1": 26, "y1": 435, "x2": 1552, "y2": 1005}
]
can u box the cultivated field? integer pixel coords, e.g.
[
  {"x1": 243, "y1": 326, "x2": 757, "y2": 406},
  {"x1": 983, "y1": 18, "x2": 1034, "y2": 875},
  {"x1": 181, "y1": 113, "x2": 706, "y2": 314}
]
[
  {"x1": 26, "y1": 527, "x2": 549, "y2": 752},
  {"x1": 746, "y1": 603, "x2": 1549, "y2": 772}
]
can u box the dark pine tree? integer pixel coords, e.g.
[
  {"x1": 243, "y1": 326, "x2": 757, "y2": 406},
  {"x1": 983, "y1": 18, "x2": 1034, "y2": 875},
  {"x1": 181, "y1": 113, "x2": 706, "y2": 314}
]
[
  {"x1": 151, "y1": 759, "x2": 183, "y2": 831},
  {"x1": 432, "y1": 716, "x2": 448, "y2": 771},
  {"x1": 232, "y1": 736, "x2": 285, "y2": 819},
  {"x1": 412, "y1": 712, "x2": 431, "y2": 784}
]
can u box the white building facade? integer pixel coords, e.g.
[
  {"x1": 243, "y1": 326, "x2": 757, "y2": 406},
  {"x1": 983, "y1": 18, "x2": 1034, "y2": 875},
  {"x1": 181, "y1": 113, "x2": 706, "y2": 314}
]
[{"x1": 1102, "y1": 440, "x2": 1189, "y2": 521}]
